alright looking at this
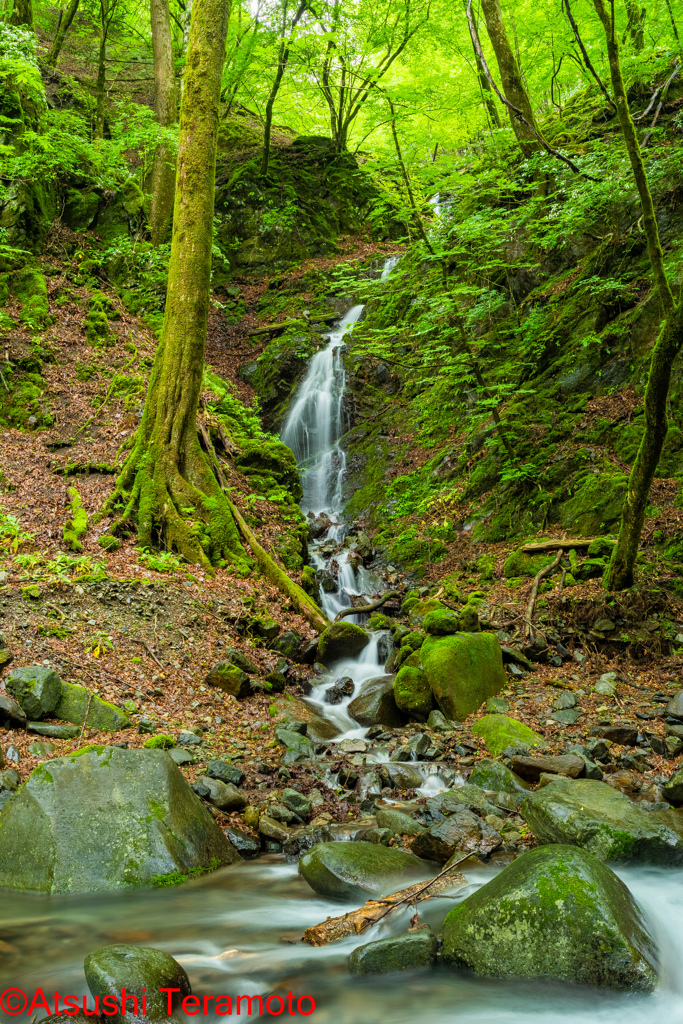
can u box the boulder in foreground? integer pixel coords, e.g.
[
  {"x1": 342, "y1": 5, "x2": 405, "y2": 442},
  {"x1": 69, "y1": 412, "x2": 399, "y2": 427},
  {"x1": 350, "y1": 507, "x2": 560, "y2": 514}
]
[
  {"x1": 299, "y1": 841, "x2": 428, "y2": 900},
  {"x1": 85, "y1": 945, "x2": 190, "y2": 1024}
]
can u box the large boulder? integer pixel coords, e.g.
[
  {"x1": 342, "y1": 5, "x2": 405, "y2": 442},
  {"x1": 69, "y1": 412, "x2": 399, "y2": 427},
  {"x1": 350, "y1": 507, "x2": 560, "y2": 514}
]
[
  {"x1": 521, "y1": 776, "x2": 683, "y2": 864},
  {"x1": 299, "y1": 841, "x2": 428, "y2": 900},
  {"x1": 420, "y1": 633, "x2": 506, "y2": 721},
  {"x1": 318, "y1": 622, "x2": 370, "y2": 664},
  {"x1": 54, "y1": 681, "x2": 130, "y2": 732},
  {"x1": 348, "y1": 676, "x2": 403, "y2": 728},
  {"x1": 442, "y1": 845, "x2": 659, "y2": 990},
  {"x1": 393, "y1": 665, "x2": 434, "y2": 720},
  {"x1": 471, "y1": 714, "x2": 544, "y2": 755},
  {"x1": 84, "y1": 945, "x2": 190, "y2": 1024},
  {"x1": 348, "y1": 929, "x2": 438, "y2": 975},
  {"x1": 6, "y1": 665, "x2": 61, "y2": 720},
  {"x1": 411, "y1": 809, "x2": 502, "y2": 862},
  {"x1": 0, "y1": 746, "x2": 239, "y2": 893}
]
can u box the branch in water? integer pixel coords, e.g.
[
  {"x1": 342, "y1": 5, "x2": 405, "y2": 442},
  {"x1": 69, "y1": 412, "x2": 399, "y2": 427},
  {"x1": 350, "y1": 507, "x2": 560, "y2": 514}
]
[{"x1": 333, "y1": 590, "x2": 400, "y2": 622}]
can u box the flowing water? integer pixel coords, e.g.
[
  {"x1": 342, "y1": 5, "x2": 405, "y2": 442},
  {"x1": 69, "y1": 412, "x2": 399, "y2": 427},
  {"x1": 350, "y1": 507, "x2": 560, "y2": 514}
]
[{"x1": 2, "y1": 256, "x2": 681, "y2": 1023}]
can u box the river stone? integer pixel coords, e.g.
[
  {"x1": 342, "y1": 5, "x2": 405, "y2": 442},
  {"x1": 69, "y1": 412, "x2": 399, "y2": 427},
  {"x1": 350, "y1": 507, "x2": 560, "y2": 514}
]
[
  {"x1": 299, "y1": 841, "x2": 428, "y2": 900},
  {"x1": 666, "y1": 691, "x2": 683, "y2": 719},
  {"x1": 375, "y1": 808, "x2": 425, "y2": 836},
  {"x1": 0, "y1": 746, "x2": 239, "y2": 893},
  {"x1": 521, "y1": 776, "x2": 683, "y2": 863},
  {"x1": 27, "y1": 722, "x2": 80, "y2": 739},
  {"x1": 6, "y1": 665, "x2": 61, "y2": 720},
  {"x1": 348, "y1": 676, "x2": 403, "y2": 728},
  {"x1": 283, "y1": 824, "x2": 335, "y2": 858},
  {"x1": 282, "y1": 788, "x2": 312, "y2": 819},
  {"x1": 427, "y1": 709, "x2": 451, "y2": 731},
  {"x1": 84, "y1": 944, "x2": 190, "y2": 1024},
  {"x1": 206, "y1": 760, "x2": 245, "y2": 786},
  {"x1": 318, "y1": 622, "x2": 370, "y2": 664},
  {"x1": 411, "y1": 809, "x2": 502, "y2": 862},
  {"x1": 442, "y1": 844, "x2": 659, "y2": 990},
  {"x1": 273, "y1": 696, "x2": 341, "y2": 740},
  {"x1": 468, "y1": 758, "x2": 531, "y2": 798},
  {"x1": 471, "y1": 715, "x2": 544, "y2": 756},
  {"x1": 199, "y1": 776, "x2": 248, "y2": 811},
  {"x1": 662, "y1": 770, "x2": 683, "y2": 806},
  {"x1": 204, "y1": 662, "x2": 252, "y2": 698},
  {"x1": 349, "y1": 928, "x2": 438, "y2": 974},
  {"x1": 53, "y1": 681, "x2": 130, "y2": 732},
  {"x1": 511, "y1": 754, "x2": 585, "y2": 781},
  {"x1": 393, "y1": 665, "x2": 434, "y2": 720},
  {"x1": 275, "y1": 727, "x2": 316, "y2": 763},
  {"x1": 0, "y1": 693, "x2": 27, "y2": 725},
  {"x1": 383, "y1": 762, "x2": 423, "y2": 790},
  {"x1": 420, "y1": 633, "x2": 506, "y2": 721},
  {"x1": 224, "y1": 826, "x2": 260, "y2": 858}
]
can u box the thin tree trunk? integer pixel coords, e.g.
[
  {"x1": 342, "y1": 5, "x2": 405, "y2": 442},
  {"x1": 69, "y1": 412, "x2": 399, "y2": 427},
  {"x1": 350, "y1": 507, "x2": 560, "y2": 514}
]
[
  {"x1": 387, "y1": 96, "x2": 434, "y2": 255},
  {"x1": 94, "y1": 23, "x2": 107, "y2": 140},
  {"x1": 624, "y1": 1, "x2": 646, "y2": 49},
  {"x1": 664, "y1": 0, "x2": 679, "y2": 41},
  {"x1": 261, "y1": 0, "x2": 307, "y2": 176},
  {"x1": 563, "y1": 0, "x2": 615, "y2": 110},
  {"x1": 103, "y1": 0, "x2": 247, "y2": 570},
  {"x1": 149, "y1": 0, "x2": 178, "y2": 244},
  {"x1": 466, "y1": 2, "x2": 501, "y2": 127},
  {"x1": 592, "y1": 0, "x2": 683, "y2": 591},
  {"x1": 46, "y1": 0, "x2": 80, "y2": 66},
  {"x1": 480, "y1": 0, "x2": 539, "y2": 155},
  {"x1": 10, "y1": 0, "x2": 33, "y2": 28}
]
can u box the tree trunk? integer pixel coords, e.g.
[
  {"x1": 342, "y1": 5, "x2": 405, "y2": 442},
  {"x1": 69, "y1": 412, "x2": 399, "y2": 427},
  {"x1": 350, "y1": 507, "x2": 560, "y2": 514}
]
[
  {"x1": 664, "y1": 0, "x2": 679, "y2": 41},
  {"x1": 480, "y1": 0, "x2": 539, "y2": 155},
  {"x1": 592, "y1": 0, "x2": 683, "y2": 591},
  {"x1": 149, "y1": 0, "x2": 178, "y2": 245},
  {"x1": 46, "y1": 0, "x2": 80, "y2": 66},
  {"x1": 104, "y1": 0, "x2": 247, "y2": 571},
  {"x1": 624, "y1": 1, "x2": 646, "y2": 49},
  {"x1": 261, "y1": 38, "x2": 287, "y2": 176},
  {"x1": 10, "y1": 0, "x2": 33, "y2": 28},
  {"x1": 94, "y1": 10, "x2": 108, "y2": 140},
  {"x1": 387, "y1": 96, "x2": 434, "y2": 255},
  {"x1": 468, "y1": 5, "x2": 501, "y2": 128}
]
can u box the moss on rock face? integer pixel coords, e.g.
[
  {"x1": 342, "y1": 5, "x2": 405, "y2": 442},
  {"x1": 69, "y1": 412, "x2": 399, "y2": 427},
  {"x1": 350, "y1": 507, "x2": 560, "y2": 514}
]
[
  {"x1": 53, "y1": 680, "x2": 130, "y2": 732},
  {"x1": 349, "y1": 929, "x2": 438, "y2": 975},
  {"x1": 421, "y1": 633, "x2": 507, "y2": 722},
  {"x1": 422, "y1": 608, "x2": 461, "y2": 635},
  {"x1": 6, "y1": 665, "x2": 62, "y2": 720},
  {"x1": 558, "y1": 470, "x2": 629, "y2": 536},
  {"x1": 470, "y1": 714, "x2": 544, "y2": 755},
  {"x1": 393, "y1": 665, "x2": 434, "y2": 720},
  {"x1": 299, "y1": 841, "x2": 427, "y2": 900},
  {"x1": 85, "y1": 945, "x2": 191, "y2": 1024},
  {"x1": 62, "y1": 487, "x2": 88, "y2": 552},
  {"x1": 442, "y1": 845, "x2": 659, "y2": 990},
  {"x1": 318, "y1": 622, "x2": 370, "y2": 664},
  {"x1": 10, "y1": 264, "x2": 48, "y2": 327}
]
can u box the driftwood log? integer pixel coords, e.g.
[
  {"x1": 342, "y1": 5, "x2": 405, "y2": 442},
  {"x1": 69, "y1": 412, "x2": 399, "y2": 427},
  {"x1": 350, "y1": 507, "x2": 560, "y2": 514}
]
[
  {"x1": 521, "y1": 539, "x2": 594, "y2": 553},
  {"x1": 333, "y1": 591, "x2": 400, "y2": 622}
]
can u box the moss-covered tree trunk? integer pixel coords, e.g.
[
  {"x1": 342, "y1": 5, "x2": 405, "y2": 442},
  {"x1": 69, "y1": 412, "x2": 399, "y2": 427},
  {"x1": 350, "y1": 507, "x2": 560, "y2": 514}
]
[
  {"x1": 105, "y1": 0, "x2": 246, "y2": 571},
  {"x1": 10, "y1": 0, "x2": 33, "y2": 28},
  {"x1": 466, "y1": 3, "x2": 501, "y2": 128},
  {"x1": 593, "y1": 0, "x2": 683, "y2": 590},
  {"x1": 94, "y1": 11, "x2": 108, "y2": 140},
  {"x1": 480, "y1": 0, "x2": 539, "y2": 155},
  {"x1": 149, "y1": 0, "x2": 178, "y2": 245},
  {"x1": 46, "y1": 0, "x2": 80, "y2": 66}
]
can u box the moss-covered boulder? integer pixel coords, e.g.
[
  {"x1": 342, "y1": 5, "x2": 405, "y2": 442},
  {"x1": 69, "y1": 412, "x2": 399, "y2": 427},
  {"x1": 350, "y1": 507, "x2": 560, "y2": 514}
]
[
  {"x1": 521, "y1": 776, "x2": 683, "y2": 864},
  {"x1": 204, "y1": 662, "x2": 252, "y2": 698},
  {"x1": 393, "y1": 664, "x2": 434, "y2": 720},
  {"x1": 318, "y1": 622, "x2": 370, "y2": 664},
  {"x1": 420, "y1": 633, "x2": 506, "y2": 722},
  {"x1": 84, "y1": 945, "x2": 190, "y2": 1024},
  {"x1": 422, "y1": 608, "x2": 461, "y2": 635},
  {"x1": 0, "y1": 747, "x2": 239, "y2": 893},
  {"x1": 299, "y1": 841, "x2": 427, "y2": 900},
  {"x1": 348, "y1": 675, "x2": 403, "y2": 728},
  {"x1": 10, "y1": 264, "x2": 48, "y2": 327},
  {"x1": 558, "y1": 471, "x2": 629, "y2": 536},
  {"x1": 403, "y1": 598, "x2": 449, "y2": 627},
  {"x1": 471, "y1": 714, "x2": 544, "y2": 755},
  {"x1": 442, "y1": 845, "x2": 659, "y2": 990},
  {"x1": 468, "y1": 758, "x2": 532, "y2": 801},
  {"x1": 6, "y1": 665, "x2": 61, "y2": 720},
  {"x1": 348, "y1": 929, "x2": 438, "y2": 975},
  {"x1": 233, "y1": 439, "x2": 303, "y2": 501},
  {"x1": 54, "y1": 681, "x2": 130, "y2": 732}
]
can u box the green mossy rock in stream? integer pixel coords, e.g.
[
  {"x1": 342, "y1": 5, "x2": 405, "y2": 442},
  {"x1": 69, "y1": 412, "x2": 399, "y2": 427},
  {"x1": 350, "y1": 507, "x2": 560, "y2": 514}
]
[
  {"x1": 349, "y1": 929, "x2": 438, "y2": 975},
  {"x1": 54, "y1": 680, "x2": 130, "y2": 732},
  {"x1": 348, "y1": 675, "x2": 403, "y2": 728},
  {"x1": 0, "y1": 747, "x2": 239, "y2": 893},
  {"x1": 318, "y1": 622, "x2": 370, "y2": 664},
  {"x1": 6, "y1": 665, "x2": 61, "y2": 720},
  {"x1": 420, "y1": 633, "x2": 506, "y2": 722},
  {"x1": 393, "y1": 664, "x2": 434, "y2": 720},
  {"x1": 521, "y1": 776, "x2": 683, "y2": 864},
  {"x1": 442, "y1": 845, "x2": 659, "y2": 990},
  {"x1": 375, "y1": 808, "x2": 425, "y2": 836},
  {"x1": 468, "y1": 758, "x2": 532, "y2": 803},
  {"x1": 471, "y1": 715, "x2": 545, "y2": 756},
  {"x1": 299, "y1": 841, "x2": 428, "y2": 900},
  {"x1": 422, "y1": 608, "x2": 462, "y2": 635},
  {"x1": 85, "y1": 945, "x2": 190, "y2": 1024}
]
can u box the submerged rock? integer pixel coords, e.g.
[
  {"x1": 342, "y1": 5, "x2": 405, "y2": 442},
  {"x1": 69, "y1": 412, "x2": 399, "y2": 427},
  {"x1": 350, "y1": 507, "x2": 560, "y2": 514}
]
[
  {"x1": 318, "y1": 622, "x2": 370, "y2": 664},
  {"x1": 471, "y1": 715, "x2": 544, "y2": 756},
  {"x1": 420, "y1": 633, "x2": 506, "y2": 721},
  {"x1": 349, "y1": 676, "x2": 403, "y2": 728},
  {"x1": 522, "y1": 776, "x2": 683, "y2": 863},
  {"x1": 442, "y1": 844, "x2": 659, "y2": 990},
  {"x1": 299, "y1": 841, "x2": 428, "y2": 900},
  {"x1": 0, "y1": 747, "x2": 239, "y2": 893},
  {"x1": 349, "y1": 928, "x2": 438, "y2": 974},
  {"x1": 84, "y1": 945, "x2": 190, "y2": 1024}
]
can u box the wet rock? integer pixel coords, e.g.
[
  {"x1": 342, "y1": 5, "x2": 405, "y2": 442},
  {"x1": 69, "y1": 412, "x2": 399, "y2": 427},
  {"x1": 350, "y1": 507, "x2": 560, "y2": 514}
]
[
  {"x1": 269, "y1": 630, "x2": 304, "y2": 661},
  {"x1": 348, "y1": 676, "x2": 403, "y2": 728},
  {"x1": 338, "y1": 738, "x2": 367, "y2": 753},
  {"x1": 666, "y1": 691, "x2": 683, "y2": 719},
  {"x1": 204, "y1": 662, "x2": 252, "y2": 698},
  {"x1": 274, "y1": 697, "x2": 341, "y2": 741},
  {"x1": 27, "y1": 723, "x2": 79, "y2": 739},
  {"x1": 283, "y1": 824, "x2": 334, "y2": 858},
  {"x1": 471, "y1": 715, "x2": 544, "y2": 756},
  {"x1": 54, "y1": 681, "x2": 130, "y2": 732},
  {"x1": 325, "y1": 676, "x2": 354, "y2": 704},
  {"x1": 662, "y1": 770, "x2": 683, "y2": 806},
  {"x1": 259, "y1": 815, "x2": 290, "y2": 843},
  {"x1": 411, "y1": 809, "x2": 502, "y2": 862},
  {"x1": 421, "y1": 633, "x2": 506, "y2": 721},
  {"x1": 364, "y1": 826, "x2": 393, "y2": 845},
  {"x1": 299, "y1": 841, "x2": 428, "y2": 900},
  {"x1": 275, "y1": 727, "x2": 316, "y2": 763},
  {"x1": 0, "y1": 694, "x2": 27, "y2": 726},
  {"x1": 521, "y1": 776, "x2": 683, "y2": 864},
  {"x1": 199, "y1": 777, "x2": 248, "y2": 811},
  {"x1": 349, "y1": 928, "x2": 438, "y2": 974},
  {"x1": 224, "y1": 826, "x2": 260, "y2": 858},
  {"x1": 318, "y1": 622, "x2": 371, "y2": 664},
  {"x1": 85, "y1": 944, "x2": 190, "y2": 1023},
  {"x1": 206, "y1": 760, "x2": 245, "y2": 786},
  {"x1": 442, "y1": 845, "x2": 658, "y2": 990},
  {"x1": 0, "y1": 747, "x2": 239, "y2": 892},
  {"x1": 375, "y1": 808, "x2": 425, "y2": 836},
  {"x1": 383, "y1": 763, "x2": 424, "y2": 790},
  {"x1": 6, "y1": 665, "x2": 61, "y2": 720},
  {"x1": 393, "y1": 665, "x2": 433, "y2": 721},
  {"x1": 510, "y1": 754, "x2": 585, "y2": 781},
  {"x1": 426, "y1": 709, "x2": 451, "y2": 732}
]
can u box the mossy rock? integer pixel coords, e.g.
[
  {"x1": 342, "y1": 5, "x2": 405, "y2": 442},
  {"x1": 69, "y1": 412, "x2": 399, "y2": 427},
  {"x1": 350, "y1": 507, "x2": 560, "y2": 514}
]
[
  {"x1": 62, "y1": 188, "x2": 100, "y2": 232},
  {"x1": 6, "y1": 665, "x2": 61, "y2": 720},
  {"x1": 470, "y1": 714, "x2": 544, "y2": 755},
  {"x1": 442, "y1": 844, "x2": 658, "y2": 990},
  {"x1": 84, "y1": 945, "x2": 190, "y2": 1024},
  {"x1": 420, "y1": 633, "x2": 507, "y2": 722},
  {"x1": 558, "y1": 471, "x2": 629, "y2": 536},
  {"x1": 349, "y1": 929, "x2": 438, "y2": 975},
  {"x1": 10, "y1": 264, "x2": 48, "y2": 327},
  {"x1": 318, "y1": 622, "x2": 370, "y2": 664},
  {"x1": 405, "y1": 598, "x2": 450, "y2": 627},
  {"x1": 54, "y1": 680, "x2": 131, "y2": 732},
  {"x1": 400, "y1": 629, "x2": 425, "y2": 651},
  {"x1": 233, "y1": 439, "x2": 303, "y2": 501},
  {"x1": 393, "y1": 665, "x2": 434, "y2": 721},
  {"x1": 469, "y1": 758, "x2": 531, "y2": 799},
  {"x1": 588, "y1": 536, "x2": 616, "y2": 558},
  {"x1": 299, "y1": 841, "x2": 428, "y2": 900},
  {"x1": 503, "y1": 546, "x2": 558, "y2": 579},
  {"x1": 143, "y1": 734, "x2": 174, "y2": 749},
  {"x1": 422, "y1": 608, "x2": 461, "y2": 635},
  {"x1": 98, "y1": 534, "x2": 120, "y2": 551},
  {"x1": 204, "y1": 662, "x2": 252, "y2": 698}
]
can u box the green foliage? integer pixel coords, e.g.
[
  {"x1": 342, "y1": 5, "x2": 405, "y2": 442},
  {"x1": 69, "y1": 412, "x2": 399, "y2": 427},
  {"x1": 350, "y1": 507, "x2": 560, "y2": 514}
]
[{"x1": 63, "y1": 487, "x2": 88, "y2": 552}]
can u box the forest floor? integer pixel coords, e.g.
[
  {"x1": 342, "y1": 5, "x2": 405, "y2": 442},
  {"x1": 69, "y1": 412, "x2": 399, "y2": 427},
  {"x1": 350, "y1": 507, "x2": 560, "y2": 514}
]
[{"x1": 2, "y1": 231, "x2": 683, "y2": 847}]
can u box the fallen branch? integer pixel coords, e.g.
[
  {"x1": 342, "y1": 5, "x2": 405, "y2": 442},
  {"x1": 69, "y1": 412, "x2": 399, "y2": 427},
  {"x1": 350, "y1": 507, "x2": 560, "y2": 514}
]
[
  {"x1": 333, "y1": 590, "x2": 399, "y2": 622},
  {"x1": 302, "y1": 858, "x2": 469, "y2": 946},
  {"x1": 521, "y1": 539, "x2": 594, "y2": 553},
  {"x1": 525, "y1": 549, "x2": 564, "y2": 640},
  {"x1": 132, "y1": 638, "x2": 164, "y2": 671},
  {"x1": 247, "y1": 313, "x2": 337, "y2": 337},
  {"x1": 228, "y1": 500, "x2": 330, "y2": 634}
]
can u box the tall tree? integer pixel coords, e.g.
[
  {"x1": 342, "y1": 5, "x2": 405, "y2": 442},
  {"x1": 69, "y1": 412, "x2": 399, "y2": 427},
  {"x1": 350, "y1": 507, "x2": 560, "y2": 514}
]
[
  {"x1": 149, "y1": 0, "x2": 178, "y2": 244},
  {"x1": 94, "y1": 0, "x2": 120, "y2": 139},
  {"x1": 261, "y1": 0, "x2": 307, "y2": 176},
  {"x1": 10, "y1": 0, "x2": 33, "y2": 28},
  {"x1": 479, "y1": 0, "x2": 539, "y2": 155},
  {"x1": 466, "y1": 2, "x2": 501, "y2": 128},
  {"x1": 46, "y1": 0, "x2": 80, "y2": 66},
  {"x1": 591, "y1": 0, "x2": 683, "y2": 590}
]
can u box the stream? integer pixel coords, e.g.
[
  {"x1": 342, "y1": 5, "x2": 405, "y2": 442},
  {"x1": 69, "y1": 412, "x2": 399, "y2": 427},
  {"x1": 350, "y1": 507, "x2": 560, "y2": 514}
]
[{"x1": 2, "y1": 260, "x2": 682, "y2": 1023}]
